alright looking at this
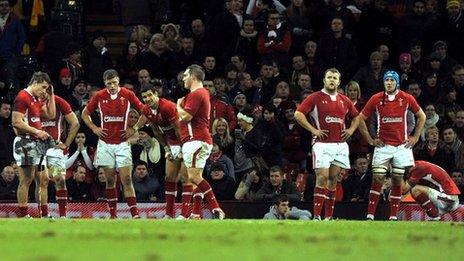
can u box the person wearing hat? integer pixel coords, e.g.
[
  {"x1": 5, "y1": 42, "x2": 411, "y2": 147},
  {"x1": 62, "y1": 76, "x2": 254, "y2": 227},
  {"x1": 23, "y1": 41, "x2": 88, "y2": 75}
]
[
  {"x1": 206, "y1": 162, "x2": 236, "y2": 200},
  {"x1": 81, "y1": 30, "x2": 113, "y2": 86},
  {"x1": 294, "y1": 68, "x2": 360, "y2": 221},
  {"x1": 356, "y1": 70, "x2": 426, "y2": 220}
]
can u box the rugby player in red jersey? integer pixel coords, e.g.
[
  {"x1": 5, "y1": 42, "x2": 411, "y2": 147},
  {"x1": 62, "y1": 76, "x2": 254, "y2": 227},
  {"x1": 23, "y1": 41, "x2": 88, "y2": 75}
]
[
  {"x1": 39, "y1": 95, "x2": 79, "y2": 217},
  {"x1": 403, "y1": 161, "x2": 461, "y2": 220},
  {"x1": 139, "y1": 84, "x2": 189, "y2": 218},
  {"x1": 357, "y1": 71, "x2": 426, "y2": 220},
  {"x1": 12, "y1": 72, "x2": 56, "y2": 217},
  {"x1": 177, "y1": 64, "x2": 225, "y2": 219},
  {"x1": 294, "y1": 68, "x2": 359, "y2": 220},
  {"x1": 82, "y1": 69, "x2": 145, "y2": 218}
]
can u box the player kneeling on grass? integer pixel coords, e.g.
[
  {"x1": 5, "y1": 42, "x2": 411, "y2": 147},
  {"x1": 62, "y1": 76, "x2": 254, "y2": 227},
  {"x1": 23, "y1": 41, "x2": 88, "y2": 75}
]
[
  {"x1": 402, "y1": 160, "x2": 461, "y2": 220},
  {"x1": 263, "y1": 195, "x2": 312, "y2": 220}
]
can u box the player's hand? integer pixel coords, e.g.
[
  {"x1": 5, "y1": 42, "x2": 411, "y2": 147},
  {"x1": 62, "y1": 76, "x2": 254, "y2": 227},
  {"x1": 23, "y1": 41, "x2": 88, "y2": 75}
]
[
  {"x1": 341, "y1": 128, "x2": 354, "y2": 141},
  {"x1": 121, "y1": 127, "x2": 136, "y2": 139},
  {"x1": 370, "y1": 138, "x2": 385, "y2": 147},
  {"x1": 312, "y1": 129, "x2": 329, "y2": 140},
  {"x1": 36, "y1": 130, "x2": 50, "y2": 141},
  {"x1": 165, "y1": 150, "x2": 174, "y2": 161},
  {"x1": 92, "y1": 127, "x2": 108, "y2": 138},
  {"x1": 404, "y1": 136, "x2": 419, "y2": 148},
  {"x1": 47, "y1": 84, "x2": 54, "y2": 95},
  {"x1": 177, "y1": 97, "x2": 185, "y2": 107},
  {"x1": 55, "y1": 142, "x2": 68, "y2": 150}
]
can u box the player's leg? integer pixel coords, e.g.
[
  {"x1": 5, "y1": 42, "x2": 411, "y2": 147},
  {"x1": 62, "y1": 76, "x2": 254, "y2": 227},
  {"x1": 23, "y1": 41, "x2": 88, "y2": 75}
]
[
  {"x1": 367, "y1": 146, "x2": 391, "y2": 220},
  {"x1": 50, "y1": 166, "x2": 67, "y2": 218},
  {"x1": 16, "y1": 165, "x2": 35, "y2": 217},
  {"x1": 164, "y1": 146, "x2": 182, "y2": 218},
  {"x1": 184, "y1": 141, "x2": 223, "y2": 219},
  {"x1": 115, "y1": 141, "x2": 140, "y2": 218},
  {"x1": 103, "y1": 166, "x2": 119, "y2": 218},
  {"x1": 178, "y1": 162, "x2": 193, "y2": 219},
  {"x1": 325, "y1": 164, "x2": 342, "y2": 220},
  {"x1": 390, "y1": 145, "x2": 415, "y2": 220},
  {"x1": 191, "y1": 185, "x2": 204, "y2": 219},
  {"x1": 410, "y1": 185, "x2": 440, "y2": 220},
  {"x1": 311, "y1": 142, "x2": 332, "y2": 220},
  {"x1": 34, "y1": 167, "x2": 50, "y2": 217}
]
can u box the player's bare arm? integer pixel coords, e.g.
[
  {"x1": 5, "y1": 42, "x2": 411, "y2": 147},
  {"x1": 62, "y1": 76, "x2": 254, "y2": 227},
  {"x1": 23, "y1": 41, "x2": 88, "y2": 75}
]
[
  {"x1": 11, "y1": 111, "x2": 49, "y2": 140},
  {"x1": 341, "y1": 115, "x2": 360, "y2": 141},
  {"x1": 149, "y1": 123, "x2": 173, "y2": 160},
  {"x1": 356, "y1": 113, "x2": 384, "y2": 147},
  {"x1": 294, "y1": 110, "x2": 328, "y2": 139},
  {"x1": 59, "y1": 112, "x2": 80, "y2": 150},
  {"x1": 177, "y1": 97, "x2": 193, "y2": 122},
  {"x1": 81, "y1": 107, "x2": 107, "y2": 138},
  {"x1": 405, "y1": 108, "x2": 426, "y2": 148},
  {"x1": 40, "y1": 85, "x2": 56, "y2": 119}
]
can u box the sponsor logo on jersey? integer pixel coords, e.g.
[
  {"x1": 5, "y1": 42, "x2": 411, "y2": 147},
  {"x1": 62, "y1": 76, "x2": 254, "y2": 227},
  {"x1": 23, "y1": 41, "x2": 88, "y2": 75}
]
[
  {"x1": 381, "y1": 117, "x2": 402, "y2": 123},
  {"x1": 30, "y1": 117, "x2": 40, "y2": 123},
  {"x1": 41, "y1": 121, "x2": 56, "y2": 127},
  {"x1": 103, "y1": 116, "x2": 124, "y2": 122},
  {"x1": 325, "y1": 116, "x2": 343, "y2": 124}
]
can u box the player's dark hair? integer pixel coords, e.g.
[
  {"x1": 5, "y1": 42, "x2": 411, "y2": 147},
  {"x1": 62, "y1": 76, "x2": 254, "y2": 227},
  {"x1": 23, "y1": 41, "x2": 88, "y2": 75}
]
[
  {"x1": 103, "y1": 69, "x2": 119, "y2": 81},
  {"x1": 186, "y1": 64, "x2": 205, "y2": 82},
  {"x1": 140, "y1": 82, "x2": 157, "y2": 95},
  {"x1": 269, "y1": 165, "x2": 283, "y2": 175},
  {"x1": 28, "y1": 71, "x2": 51, "y2": 85}
]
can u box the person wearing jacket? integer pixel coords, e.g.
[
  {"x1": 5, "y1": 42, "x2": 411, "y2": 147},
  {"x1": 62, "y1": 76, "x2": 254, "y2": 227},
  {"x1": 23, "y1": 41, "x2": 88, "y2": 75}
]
[
  {"x1": 253, "y1": 165, "x2": 301, "y2": 202},
  {"x1": 263, "y1": 194, "x2": 311, "y2": 220}
]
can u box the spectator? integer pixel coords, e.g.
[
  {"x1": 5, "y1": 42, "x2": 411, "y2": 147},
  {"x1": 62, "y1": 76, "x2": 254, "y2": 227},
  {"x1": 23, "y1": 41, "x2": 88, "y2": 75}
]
[
  {"x1": 421, "y1": 103, "x2": 444, "y2": 141},
  {"x1": 66, "y1": 166, "x2": 92, "y2": 201},
  {"x1": 55, "y1": 68, "x2": 73, "y2": 99},
  {"x1": 257, "y1": 9, "x2": 292, "y2": 68},
  {"x1": 0, "y1": 98, "x2": 14, "y2": 169},
  {"x1": 206, "y1": 143, "x2": 235, "y2": 181},
  {"x1": 132, "y1": 161, "x2": 162, "y2": 202},
  {"x1": 129, "y1": 25, "x2": 151, "y2": 52},
  {"x1": 65, "y1": 132, "x2": 95, "y2": 184},
  {"x1": 450, "y1": 169, "x2": 464, "y2": 202},
  {"x1": 212, "y1": 118, "x2": 235, "y2": 159},
  {"x1": 162, "y1": 23, "x2": 182, "y2": 53},
  {"x1": 131, "y1": 125, "x2": 161, "y2": 172},
  {"x1": 432, "y1": 40, "x2": 457, "y2": 75},
  {"x1": 281, "y1": 102, "x2": 310, "y2": 169},
  {"x1": 67, "y1": 79, "x2": 90, "y2": 112},
  {"x1": 263, "y1": 194, "x2": 312, "y2": 220},
  {"x1": 352, "y1": 51, "x2": 386, "y2": 98},
  {"x1": 205, "y1": 80, "x2": 237, "y2": 131},
  {"x1": 454, "y1": 110, "x2": 464, "y2": 141},
  {"x1": 342, "y1": 155, "x2": 372, "y2": 202},
  {"x1": 290, "y1": 72, "x2": 312, "y2": 101},
  {"x1": 234, "y1": 110, "x2": 264, "y2": 181},
  {"x1": 442, "y1": 126, "x2": 464, "y2": 169},
  {"x1": 253, "y1": 165, "x2": 301, "y2": 202},
  {"x1": 91, "y1": 167, "x2": 107, "y2": 201},
  {"x1": 81, "y1": 30, "x2": 113, "y2": 86},
  {"x1": 0, "y1": 0, "x2": 25, "y2": 96},
  {"x1": 0, "y1": 165, "x2": 18, "y2": 200},
  {"x1": 60, "y1": 42, "x2": 83, "y2": 86},
  {"x1": 436, "y1": 88, "x2": 462, "y2": 126},
  {"x1": 235, "y1": 167, "x2": 264, "y2": 200},
  {"x1": 344, "y1": 81, "x2": 369, "y2": 155},
  {"x1": 406, "y1": 81, "x2": 426, "y2": 108},
  {"x1": 190, "y1": 19, "x2": 208, "y2": 58},
  {"x1": 421, "y1": 71, "x2": 440, "y2": 105},
  {"x1": 318, "y1": 17, "x2": 358, "y2": 83},
  {"x1": 203, "y1": 56, "x2": 220, "y2": 81},
  {"x1": 116, "y1": 41, "x2": 142, "y2": 84},
  {"x1": 229, "y1": 72, "x2": 260, "y2": 106},
  {"x1": 206, "y1": 162, "x2": 236, "y2": 200},
  {"x1": 414, "y1": 125, "x2": 455, "y2": 172},
  {"x1": 175, "y1": 34, "x2": 201, "y2": 70},
  {"x1": 303, "y1": 40, "x2": 322, "y2": 90},
  {"x1": 139, "y1": 33, "x2": 177, "y2": 83},
  {"x1": 284, "y1": 0, "x2": 312, "y2": 56},
  {"x1": 255, "y1": 104, "x2": 285, "y2": 167},
  {"x1": 236, "y1": 18, "x2": 260, "y2": 72}
]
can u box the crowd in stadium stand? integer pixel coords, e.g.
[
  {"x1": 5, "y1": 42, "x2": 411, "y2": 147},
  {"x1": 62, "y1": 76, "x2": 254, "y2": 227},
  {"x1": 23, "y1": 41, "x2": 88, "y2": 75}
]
[{"x1": 0, "y1": 0, "x2": 464, "y2": 205}]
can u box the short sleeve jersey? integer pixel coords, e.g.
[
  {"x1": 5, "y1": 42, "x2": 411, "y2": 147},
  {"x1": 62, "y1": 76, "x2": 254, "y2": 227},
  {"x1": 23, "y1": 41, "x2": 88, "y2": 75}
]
[
  {"x1": 408, "y1": 161, "x2": 461, "y2": 195},
  {"x1": 296, "y1": 90, "x2": 358, "y2": 142},
  {"x1": 41, "y1": 95, "x2": 73, "y2": 142},
  {"x1": 179, "y1": 88, "x2": 212, "y2": 144},
  {"x1": 142, "y1": 98, "x2": 181, "y2": 146},
  {"x1": 361, "y1": 90, "x2": 420, "y2": 146},
  {"x1": 13, "y1": 89, "x2": 45, "y2": 138},
  {"x1": 85, "y1": 87, "x2": 144, "y2": 144}
]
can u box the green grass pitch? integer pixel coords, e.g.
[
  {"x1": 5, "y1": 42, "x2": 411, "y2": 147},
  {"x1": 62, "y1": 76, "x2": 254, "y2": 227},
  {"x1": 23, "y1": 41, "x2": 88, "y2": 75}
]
[{"x1": 0, "y1": 219, "x2": 463, "y2": 261}]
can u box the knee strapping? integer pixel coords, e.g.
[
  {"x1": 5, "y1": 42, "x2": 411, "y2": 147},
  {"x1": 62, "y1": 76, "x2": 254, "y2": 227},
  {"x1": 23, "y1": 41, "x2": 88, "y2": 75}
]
[
  {"x1": 392, "y1": 167, "x2": 405, "y2": 177},
  {"x1": 372, "y1": 165, "x2": 388, "y2": 175}
]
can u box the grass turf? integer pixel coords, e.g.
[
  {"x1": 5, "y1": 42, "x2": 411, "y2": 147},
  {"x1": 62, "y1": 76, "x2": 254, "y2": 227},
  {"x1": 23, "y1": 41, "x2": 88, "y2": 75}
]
[{"x1": 0, "y1": 220, "x2": 463, "y2": 261}]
